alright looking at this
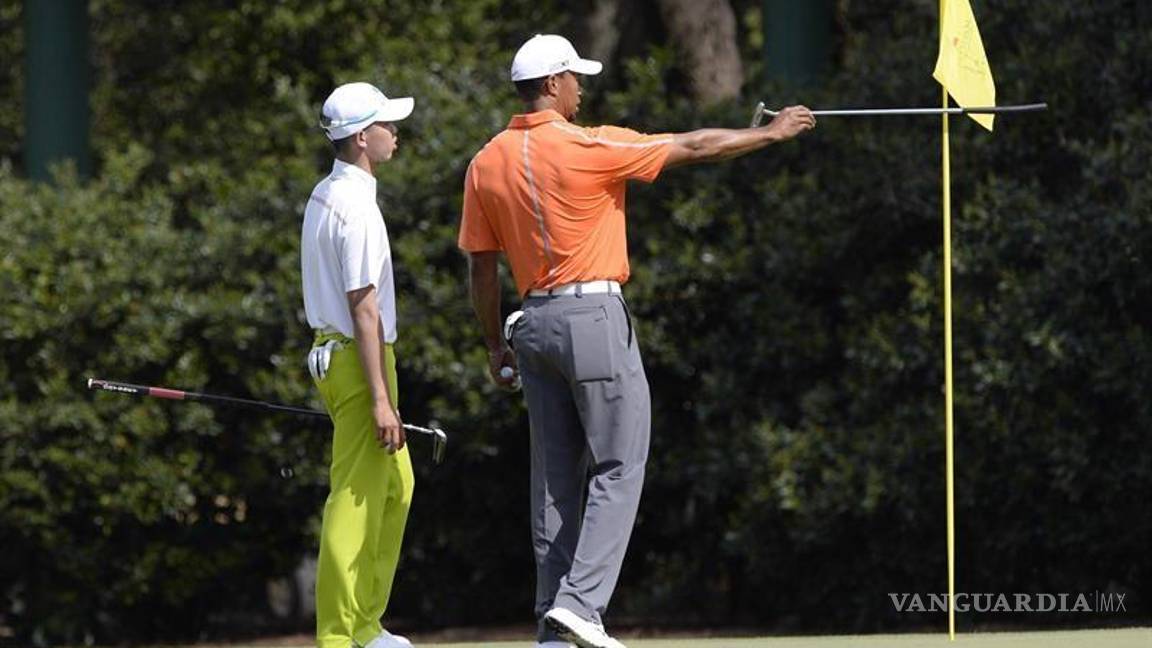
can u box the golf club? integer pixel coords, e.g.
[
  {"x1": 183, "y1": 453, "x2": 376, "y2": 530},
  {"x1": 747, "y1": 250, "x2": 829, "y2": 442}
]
[
  {"x1": 86, "y1": 377, "x2": 447, "y2": 464},
  {"x1": 750, "y1": 101, "x2": 1049, "y2": 126}
]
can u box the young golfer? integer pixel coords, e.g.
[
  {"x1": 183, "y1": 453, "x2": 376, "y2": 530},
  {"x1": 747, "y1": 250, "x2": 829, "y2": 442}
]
[
  {"x1": 458, "y1": 35, "x2": 815, "y2": 648},
  {"x1": 302, "y1": 81, "x2": 416, "y2": 648}
]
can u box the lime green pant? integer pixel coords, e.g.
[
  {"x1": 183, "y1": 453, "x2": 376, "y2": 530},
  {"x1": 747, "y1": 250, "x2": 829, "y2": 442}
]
[{"x1": 313, "y1": 335, "x2": 415, "y2": 648}]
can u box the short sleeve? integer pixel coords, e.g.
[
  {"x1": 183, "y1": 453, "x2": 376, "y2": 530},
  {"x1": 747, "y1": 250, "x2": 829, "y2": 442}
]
[
  {"x1": 336, "y1": 206, "x2": 386, "y2": 293},
  {"x1": 582, "y1": 125, "x2": 674, "y2": 184},
  {"x1": 457, "y1": 159, "x2": 503, "y2": 252}
]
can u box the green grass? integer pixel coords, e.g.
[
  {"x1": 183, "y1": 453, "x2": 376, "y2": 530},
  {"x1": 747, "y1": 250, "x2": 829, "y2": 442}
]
[
  {"x1": 223, "y1": 628, "x2": 1149, "y2": 648},
  {"x1": 408, "y1": 628, "x2": 1150, "y2": 648}
]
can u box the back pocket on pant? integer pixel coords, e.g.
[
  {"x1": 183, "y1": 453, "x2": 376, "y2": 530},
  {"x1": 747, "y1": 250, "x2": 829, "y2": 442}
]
[{"x1": 565, "y1": 306, "x2": 614, "y2": 382}]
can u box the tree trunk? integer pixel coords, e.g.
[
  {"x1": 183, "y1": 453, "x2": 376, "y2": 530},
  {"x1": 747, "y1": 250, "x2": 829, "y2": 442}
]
[
  {"x1": 656, "y1": 0, "x2": 745, "y2": 103},
  {"x1": 570, "y1": 0, "x2": 626, "y2": 65}
]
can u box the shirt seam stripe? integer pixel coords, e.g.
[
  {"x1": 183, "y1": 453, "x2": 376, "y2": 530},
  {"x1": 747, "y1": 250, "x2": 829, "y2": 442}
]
[
  {"x1": 550, "y1": 122, "x2": 674, "y2": 148},
  {"x1": 522, "y1": 130, "x2": 555, "y2": 274}
]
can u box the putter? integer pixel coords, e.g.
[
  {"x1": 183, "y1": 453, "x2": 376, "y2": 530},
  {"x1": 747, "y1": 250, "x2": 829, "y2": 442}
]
[
  {"x1": 86, "y1": 378, "x2": 448, "y2": 464},
  {"x1": 750, "y1": 101, "x2": 1048, "y2": 126}
]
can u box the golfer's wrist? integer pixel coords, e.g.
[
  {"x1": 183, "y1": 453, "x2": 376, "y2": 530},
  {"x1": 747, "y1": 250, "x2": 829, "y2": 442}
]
[{"x1": 757, "y1": 125, "x2": 783, "y2": 144}]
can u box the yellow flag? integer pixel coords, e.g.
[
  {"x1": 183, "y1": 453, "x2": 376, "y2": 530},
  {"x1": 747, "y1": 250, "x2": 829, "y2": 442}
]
[{"x1": 933, "y1": 0, "x2": 996, "y2": 131}]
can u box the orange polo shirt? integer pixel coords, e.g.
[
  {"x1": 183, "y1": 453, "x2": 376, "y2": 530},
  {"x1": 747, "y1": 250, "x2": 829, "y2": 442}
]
[{"x1": 458, "y1": 109, "x2": 674, "y2": 297}]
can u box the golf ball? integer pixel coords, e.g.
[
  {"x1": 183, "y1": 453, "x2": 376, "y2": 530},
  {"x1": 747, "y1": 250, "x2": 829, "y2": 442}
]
[{"x1": 500, "y1": 366, "x2": 515, "y2": 380}]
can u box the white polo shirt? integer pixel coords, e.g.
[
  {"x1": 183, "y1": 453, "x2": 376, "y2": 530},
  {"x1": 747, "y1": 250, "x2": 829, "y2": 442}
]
[{"x1": 301, "y1": 160, "x2": 397, "y2": 343}]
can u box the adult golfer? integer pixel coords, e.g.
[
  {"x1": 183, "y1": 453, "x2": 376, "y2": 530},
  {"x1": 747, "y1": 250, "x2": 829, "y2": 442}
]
[
  {"x1": 302, "y1": 82, "x2": 416, "y2": 648},
  {"x1": 458, "y1": 35, "x2": 815, "y2": 648}
]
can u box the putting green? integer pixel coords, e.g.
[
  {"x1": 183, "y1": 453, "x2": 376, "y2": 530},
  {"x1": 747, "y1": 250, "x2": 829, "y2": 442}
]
[{"x1": 410, "y1": 627, "x2": 1150, "y2": 648}]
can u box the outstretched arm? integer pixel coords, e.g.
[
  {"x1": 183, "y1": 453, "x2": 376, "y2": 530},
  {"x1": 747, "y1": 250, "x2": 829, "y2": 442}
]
[{"x1": 664, "y1": 105, "x2": 816, "y2": 170}]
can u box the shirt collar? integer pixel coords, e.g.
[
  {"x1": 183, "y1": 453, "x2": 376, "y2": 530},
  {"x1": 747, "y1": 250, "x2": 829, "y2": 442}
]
[
  {"x1": 508, "y1": 109, "x2": 567, "y2": 129},
  {"x1": 330, "y1": 159, "x2": 377, "y2": 189}
]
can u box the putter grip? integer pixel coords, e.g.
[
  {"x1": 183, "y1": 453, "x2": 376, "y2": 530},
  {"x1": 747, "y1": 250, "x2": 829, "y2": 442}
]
[{"x1": 88, "y1": 378, "x2": 150, "y2": 397}]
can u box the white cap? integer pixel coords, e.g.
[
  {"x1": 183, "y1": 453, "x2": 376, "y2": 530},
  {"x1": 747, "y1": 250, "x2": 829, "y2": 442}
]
[
  {"x1": 320, "y1": 82, "x2": 414, "y2": 141},
  {"x1": 510, "y1": 34, "x2": 603, "y2": 82}
]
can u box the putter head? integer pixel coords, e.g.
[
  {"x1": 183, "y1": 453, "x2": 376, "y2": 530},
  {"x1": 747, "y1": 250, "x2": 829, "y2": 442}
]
[
  {"x1": 431, "y1": 428, "x2": 447, "y2": 464},
  {"x1": 751, "y1": 101, "x2": 766, "y2": 127},
  {"x1": 403, "y1": 423, "x2": 448, "y2": 465}
]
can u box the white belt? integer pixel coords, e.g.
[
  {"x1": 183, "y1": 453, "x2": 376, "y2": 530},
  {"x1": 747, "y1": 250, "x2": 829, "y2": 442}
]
[{"x1": 527, "y1": 280, "x2": 622, "y2": 298}]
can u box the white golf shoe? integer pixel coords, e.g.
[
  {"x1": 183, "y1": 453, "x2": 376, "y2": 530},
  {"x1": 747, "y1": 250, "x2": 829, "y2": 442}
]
[
  {"x1": 536, "y1": 642, "x2": 575, "y2": 648},
  {"x1": 543, "y1": 607, "x2": 625, "y2": 648},
  {"x1": 362, "y1": 629, "x2": 413, "y2": 648}
]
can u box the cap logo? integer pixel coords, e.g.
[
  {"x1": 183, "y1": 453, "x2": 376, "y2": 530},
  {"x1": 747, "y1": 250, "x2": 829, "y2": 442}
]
[{"x1": 320, "y1": 108, "x2": 379, "y2": 131}]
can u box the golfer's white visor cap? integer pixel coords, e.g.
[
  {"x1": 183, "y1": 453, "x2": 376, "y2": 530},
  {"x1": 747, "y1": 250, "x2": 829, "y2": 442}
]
[
  {"x1": 320, "y1": 82, "x2": 414, "y2": 141},
  {"x1": 510, "y1": 34, "x2": 602, "y2": 82}
]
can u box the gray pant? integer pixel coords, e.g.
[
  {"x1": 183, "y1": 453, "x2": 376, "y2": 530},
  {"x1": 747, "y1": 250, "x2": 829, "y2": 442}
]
[{"x1": 509, "y1": 292, "x2": 651, "y2": 642}]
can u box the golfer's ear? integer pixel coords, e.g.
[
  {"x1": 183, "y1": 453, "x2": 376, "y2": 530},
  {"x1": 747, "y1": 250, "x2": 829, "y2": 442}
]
[{"x1": 544, "y1": 74, "x2": 560, "y2": 97}]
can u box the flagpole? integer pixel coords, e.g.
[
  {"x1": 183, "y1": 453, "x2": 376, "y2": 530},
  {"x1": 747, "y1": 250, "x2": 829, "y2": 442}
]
[{"x1": 942, "y1": 85, "x2": 957, "y2": 641}]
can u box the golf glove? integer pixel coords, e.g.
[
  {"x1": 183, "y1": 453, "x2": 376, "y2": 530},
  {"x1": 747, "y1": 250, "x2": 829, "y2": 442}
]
[
  {"x1": 307, "y1": 339, "x2": 342, "y2": 382},
  {"x1": 503, "y1": 310, "x2": 525, "y2": 349}
]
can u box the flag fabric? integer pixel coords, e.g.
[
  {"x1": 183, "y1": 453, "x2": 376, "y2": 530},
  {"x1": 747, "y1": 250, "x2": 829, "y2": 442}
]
[{"x1": 933, "y1": 0, "x2": 997, "y2": 130}]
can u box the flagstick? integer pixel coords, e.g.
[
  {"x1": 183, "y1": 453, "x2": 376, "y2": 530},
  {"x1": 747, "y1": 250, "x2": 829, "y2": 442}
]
[{"x1": 942, "y1": 86, "x2": 957, "y2": 642}]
